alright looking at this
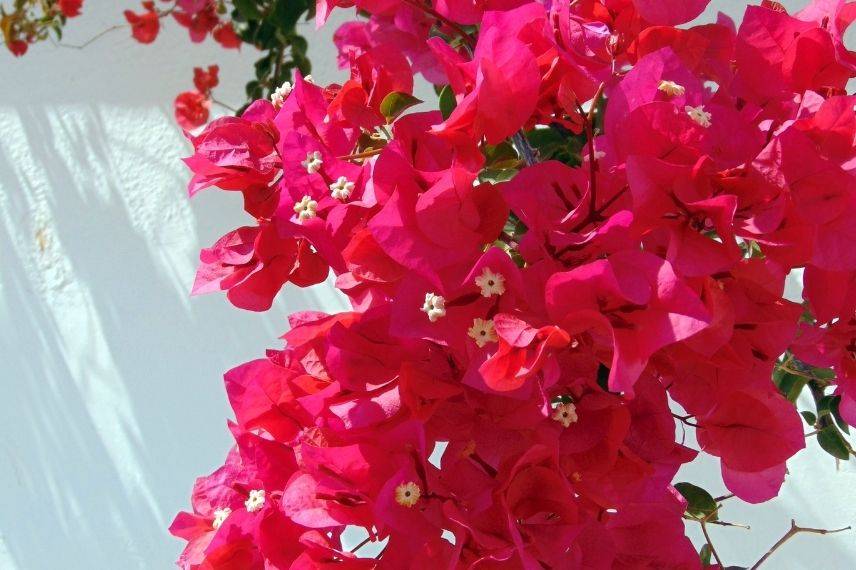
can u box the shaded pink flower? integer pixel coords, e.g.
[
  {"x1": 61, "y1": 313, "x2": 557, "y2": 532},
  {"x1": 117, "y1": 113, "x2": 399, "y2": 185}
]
[{"x1": 547, "y1": 251, "x2": 710, "y2": 396}]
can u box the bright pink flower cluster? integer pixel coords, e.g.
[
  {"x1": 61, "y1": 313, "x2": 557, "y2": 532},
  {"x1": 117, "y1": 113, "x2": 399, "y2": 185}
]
[{"x1": 171, "y1": 0, "x2": 856, "y2": 567}]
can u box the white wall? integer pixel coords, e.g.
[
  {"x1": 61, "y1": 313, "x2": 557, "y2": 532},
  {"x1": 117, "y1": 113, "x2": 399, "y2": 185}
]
[{"x1": 0, "y1": 1, "x2": 852, "y2": 569}]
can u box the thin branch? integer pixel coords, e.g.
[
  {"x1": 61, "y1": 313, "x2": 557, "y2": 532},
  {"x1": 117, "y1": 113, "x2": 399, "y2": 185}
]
[
  {"x1": 672, "y1": 412, "x2": 699, "y2": 427},
  {"x1": 699, "y1": 513, "x2": 724, "y2": 567},
  {"x1": 56, "y1": 5, "x2": 175, "y2": 50},
  {"x1": 683, "y1": 515, "x2": 750, "y2": 530},
  {"x1": 512, "y1": 131, "x2": 537, "y2": 166},
  {"x1": 57, "y1": 24, "x2": 126, "y2": 49},
  {"x1": 585, "y1": 82, "x2": 605, "y2": 217},
  {"x1": 339, "y1": 147, "x2": 384, "y2": 161},
  {"x1": 348, "y1": 535, "x2": 373, "y2": 553},
  {"x1": 749, "y1": 519, "x2": 851, "y2": 570},
  {"x1": 211, "y1": 98, "x2": 238, "y2": 113}
]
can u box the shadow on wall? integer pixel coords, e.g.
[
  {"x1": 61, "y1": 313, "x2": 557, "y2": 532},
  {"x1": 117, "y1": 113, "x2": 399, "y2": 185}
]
[
  {"x1": 0, "y1": 11, "x2": 347, "y2": 567},
  {"x1": 0, "y1": 105, "x2": 349, "y2": 570}
]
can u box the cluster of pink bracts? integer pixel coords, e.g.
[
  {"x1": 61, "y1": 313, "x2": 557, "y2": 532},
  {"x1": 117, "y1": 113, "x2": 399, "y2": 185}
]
[{"x1": 169, "y1": 0, "x2": 856, "y2": 568}]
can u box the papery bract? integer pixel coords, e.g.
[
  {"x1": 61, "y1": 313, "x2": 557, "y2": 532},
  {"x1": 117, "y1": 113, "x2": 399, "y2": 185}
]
[{"x1": 170, "y1": 1, "x2": 856, "y2": 566}]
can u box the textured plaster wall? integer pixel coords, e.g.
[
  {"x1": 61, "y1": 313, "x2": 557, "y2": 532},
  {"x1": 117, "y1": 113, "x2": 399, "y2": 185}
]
[{"x1": 0, "y1": 1, "x2": 853, "y2": 569}]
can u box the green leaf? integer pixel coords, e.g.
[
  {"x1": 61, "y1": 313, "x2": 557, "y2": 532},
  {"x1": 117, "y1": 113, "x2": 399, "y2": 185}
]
[
  {"x1": 483, "y1": 142, "x2": 519, "y2": 169},
  {"x1": 773, "y1": 370, "x2": 807, "y2": 402},
  {"x1": 596, "y1": 364, "x2": 610, "y2": 392},
  {"x1": 379, "y1": 92, "x2": 422, "y2": 122},
  {"x1": 478, "y1": 168, "x2": 517, "y2": 184},
  {"x1": 818, "y1": 425, "x2": 851, "y2": 460},
  {"x1": 291, "y1": 35, "x2": 309, "y2": 55},
  {"x1": 253, "y1": 21, "x2": 279, "y2": 49},
  {"x1": 274, "y1": 0, "x2": 308, "y2": 29},
  {"x1": 503, "y1": 213, "x2": 527, "y2": 237},
  {"x1": 699, "y1": 544, "x2": 712, "y2": 566},
  {"x1": 254, "y1": 55, "x2": 273, "y2": 80},
  {"x1": 817, "y1": 394, "x2": 836, "y2": 418},
  {"x1": 801, "y1": 411, "x2": 817, "y2": 426},
  {"x1": 233, "y1": 0, "x2": 262, "y2": 20},
  {"x1": 812, "y1": 366, "x2": 836, "y2": 380},
  {"x1": 245, "y1": 80, "x2": 263, "y2": 100},
  {"x1": 525, "y1": 125, "x2": 584, "y2": 165},
  {"x1": 439, "y1": 85, "x2": 456, "y2": 120},
  {"x1": 830, "y1": 396, "x2": 850, "y2": 434},
  {"x1": 674, "y1": 482, "x2": 718, "y2": 521}
]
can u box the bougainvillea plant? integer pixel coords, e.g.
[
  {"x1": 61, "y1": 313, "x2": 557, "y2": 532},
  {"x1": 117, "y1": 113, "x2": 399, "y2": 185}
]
[
  {"x1": 10, "y1": 0, "x2": 856, "y2": 567},
  {"x1": 162, "y1": 0, "x2": 856, "y2": 567},
  {"x1": 2, "y1": 0, "x2": 315, "y2": 126}
]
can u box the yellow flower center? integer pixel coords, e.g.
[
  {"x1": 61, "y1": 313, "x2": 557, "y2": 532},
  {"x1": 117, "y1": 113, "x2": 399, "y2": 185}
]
[{"x1": 394, "y1": 481, "x2": 421, "y2": 507}]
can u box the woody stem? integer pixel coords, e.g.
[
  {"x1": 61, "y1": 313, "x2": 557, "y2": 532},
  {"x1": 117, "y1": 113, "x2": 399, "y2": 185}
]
[{"x1": 749, "y1": 520, "x2": 851, "y2": 570}]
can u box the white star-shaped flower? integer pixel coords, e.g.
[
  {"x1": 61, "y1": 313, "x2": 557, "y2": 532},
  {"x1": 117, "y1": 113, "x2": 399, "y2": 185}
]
[
  {"x1": 271, "y1": 81, "x2": 293, "y2": 108},
  {"x1": 244, "y1": 489, "x2": 265, "y2": 513},
  {"x1": 421, "y1": 292, "x2": 446, "y2": 322},
  {"x1": 301, "y1": 150, "x2": 323, "y2": 174},
  {"x1": 552, "y1": 402, "x2": 578, "y2": 428},
  {"x1": 657, "y1": 80, "x2": 686, "y2": 97},
  {"x1": 468, "y1": 318, "x2": 498, "y2": 348},
  {"x1": 394, "y1": 481, "x2": 421, "y2": 507},
  {"x1": 212, "y1": 507, "x2": 231, "y2": 529},
  {"x1": 685, "y1": 105, "x2": 712, "y2": 128},
  {"x1": 329, "y1": 176, "x2": 355, "y2": 201},
  {"x1": 293, "y1": 195, "x2": 318, "y2": 221},
  {"x1": 474, "y1": 267, "x2": 506, "y2": 297}
]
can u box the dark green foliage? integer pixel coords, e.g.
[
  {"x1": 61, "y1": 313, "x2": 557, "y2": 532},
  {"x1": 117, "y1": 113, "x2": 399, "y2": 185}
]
[{"x1": 231, "y1": 0, "x2": 314, "y2": 113}]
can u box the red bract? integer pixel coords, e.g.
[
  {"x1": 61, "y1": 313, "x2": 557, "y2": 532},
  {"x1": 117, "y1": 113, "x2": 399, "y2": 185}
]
[
  {"x1": 124, "y1": 1, "x2": 160, "y2": 44},
  {"x1": 697, "y1": 387, "x2": 805, "y2": 503},
  {"x1": 193, "y1": 65, "x2": 219, "y2": 94},
  {"x1": 174, "y1": 1, "x2": 219, "y2": 43},
  {"x1": 193, "y1": 224, "x2": 328, "y2": 312},
  {"x1": 174, "y1": 90, "x2": 211, "y2": 131},
  {"x1": 633, "y1": 0, "x2": 710, "y2": 26},
  {"x1": 171, "y1": 0, "x2": 856, "y2": 567},
  {"x1": 547, "y1": 251, "x2": 710, "y2": 396},
  {"x1": 8, "y1": 40, "x2": 28, "y2": 57},
  {"x1": 429, "y1": 5, "x2": 543, "y2": 143},
  {"x1": 59, "y1": 0, "x2": 83, "y2": 18},
  {"x1": 183, "y1": 102, "x2": 280, "y2": 211},
  {"x1": 213, "y1": 22, "x2": 241, "y2": 49}
]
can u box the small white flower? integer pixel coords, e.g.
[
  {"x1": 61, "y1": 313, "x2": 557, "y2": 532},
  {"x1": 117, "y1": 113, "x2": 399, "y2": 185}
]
[
  {"x1": 394, "y1": 481, "x2": 421, "y2": 507},
  {"x1": 468, "y1": 318, "x2": 498, "y2": 348},
  {"x1": 552, "y1": 402, "x2": 578, "y2": 428},
  {"x1": 271, "y1": 81, "x2": 293, "y2": 107},
  {"x1": 301, "y1": 150, "x2": 323, "y2": 174},
  {"x1": 685, "y1": 105, "x2": 712, "y2": 128},
  {"x1": 421, "y1": 292, "x2": 446, "y2": 322},
  {"x1": 245, "y1": 490, "x2": 265, "y2": 513},
  {"x1": 582, "y1": 149, "x2": 606, "y2": 162},
  {"x1": 329, "y1": 176, "x2": 355, "y2": 201},
  {"x1": 303, "y1": 74, "x2": 315, "y2": 84},
  {"x1": 293, "y1": 195, "x2": 318, "y2": 221},
  {"x1": 474, "y1": 267, "x2": 506, "y2": 298},
  {"x1": 212, "y1": 507, "x2": 231, "y2": 530},
  {"x1": 657, "y1": 80, "x2": 686, "y2": 97}
]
